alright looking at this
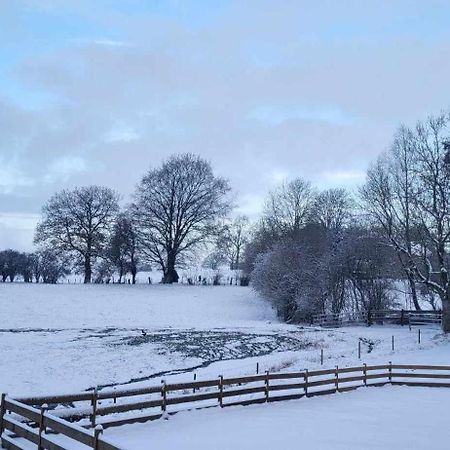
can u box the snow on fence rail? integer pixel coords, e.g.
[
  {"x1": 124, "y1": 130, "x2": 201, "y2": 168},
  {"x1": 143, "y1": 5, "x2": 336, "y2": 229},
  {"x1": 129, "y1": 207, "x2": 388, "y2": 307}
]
[
  {"x1": 312, "y1": 309, "x2": 442, "y2": 327},
  {"x1": 0, "y1": 395, "x2": 120, "y2": 450},
  {"x1": 2, "y1": 363, "x2": 450, "y2": 449}
]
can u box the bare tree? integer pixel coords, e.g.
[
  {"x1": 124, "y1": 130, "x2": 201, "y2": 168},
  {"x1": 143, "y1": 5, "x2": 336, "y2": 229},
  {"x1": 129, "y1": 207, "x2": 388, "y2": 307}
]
[
  {"x1": 361, "y1": 126, "x2": 421, "y2": 310},
  {"x1": 362, "y1": 113, "x2": 450, "y2": 330},
  {"x1": 216, "y1": 216, "x2": 251, "y2": 270},
  {"x1": 252, "y1": 225, "x2": 332, "y2": 322},
  {"x1": 0, "y1": 249, "x2": 22, "y2": 282},
  {"x1": 108, "y1": 213, "x2": 139, "y2": 284},
  {"x1": 312, "y1": 188, "x2": 353, "y2": 230},
  {"x1": 34, "y1": 248, "x2": 71, "y2": 284},
  {"x1": 132, "y1": 154, "x2": 231, "y2": 283},
  {"x1": 412, "y1": 114, "x2": 450, "y2": 329},
  {"x1": 341, "y1": 228, "x2": 398, "y2": 313},
  {"x1": 262, "y1": 178, "x2": 315, "y2": 235},
  {"x1": 35, "y1": 186, "x2": 120, "y2": 283}
]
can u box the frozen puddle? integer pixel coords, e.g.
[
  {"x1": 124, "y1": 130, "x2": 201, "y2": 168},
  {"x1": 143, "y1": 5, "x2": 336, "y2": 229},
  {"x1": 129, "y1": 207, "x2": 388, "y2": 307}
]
[{"x1": 106, "y1": 386, "x2": 449, "y2": 450}]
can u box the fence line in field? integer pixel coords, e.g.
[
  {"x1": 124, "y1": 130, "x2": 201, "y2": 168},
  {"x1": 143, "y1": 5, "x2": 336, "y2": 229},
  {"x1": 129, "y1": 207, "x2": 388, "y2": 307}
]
[
  {"x1": 2, "y1": 363, "x2": 450, "y2": 449},
  {"x1": 312, "y1": 309, "x2": 442, "y2": 328}
]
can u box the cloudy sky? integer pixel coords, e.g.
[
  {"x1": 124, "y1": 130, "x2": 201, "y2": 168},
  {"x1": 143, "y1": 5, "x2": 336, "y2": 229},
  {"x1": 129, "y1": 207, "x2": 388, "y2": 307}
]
[{"x1": 1, "y1": 0, "x2": 450, "y2": 250}]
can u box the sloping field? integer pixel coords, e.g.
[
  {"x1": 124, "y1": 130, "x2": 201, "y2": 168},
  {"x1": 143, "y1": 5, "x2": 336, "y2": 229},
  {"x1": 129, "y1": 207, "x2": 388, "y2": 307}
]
[{"x1": 0, "y1": 283, "x2": 447, "y2": 401}]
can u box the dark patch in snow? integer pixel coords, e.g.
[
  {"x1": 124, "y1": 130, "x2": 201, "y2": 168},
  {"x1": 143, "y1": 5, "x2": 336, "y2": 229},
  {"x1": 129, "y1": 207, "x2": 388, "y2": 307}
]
[
  {"x1": 88, "y1": 329, "x2": 316, "y2": 391},
  {"x1": 0, "y1": 328, "x2": 64, "y2": 333},
  {"x1": 118, "y1": 330, "x2": 312, "y2": 361},
  {"x1": 359, "y1": 337, "x2": 380, "y2": 353}
]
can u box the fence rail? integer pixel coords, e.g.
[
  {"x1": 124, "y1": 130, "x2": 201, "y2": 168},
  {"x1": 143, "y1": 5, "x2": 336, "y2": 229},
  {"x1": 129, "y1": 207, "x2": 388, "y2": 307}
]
[
  {"x1": 0, "y1": 396, "x2": 120, "y2": 450},
  {"x1": 312, "y1": 309, "x2": 442, "y2": 327},
  {"x1": 2, "y1": 363, "x2": 450, "y2": 449}
]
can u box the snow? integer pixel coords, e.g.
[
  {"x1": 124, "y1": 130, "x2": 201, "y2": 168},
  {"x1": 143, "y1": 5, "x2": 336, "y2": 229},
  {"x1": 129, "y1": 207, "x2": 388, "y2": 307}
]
[
  {"x1": 1, "y1": 283, "x2": 449, "y2": 399},
  {"x1": 0, "y1": 283, "x2": 275, "y2": 329},
  {"x1": 1, "y1": 283, "x2": 450, "y2": 448},
  {"x1": 106, "y1": 386, "x2": 450, "y2": 450}
]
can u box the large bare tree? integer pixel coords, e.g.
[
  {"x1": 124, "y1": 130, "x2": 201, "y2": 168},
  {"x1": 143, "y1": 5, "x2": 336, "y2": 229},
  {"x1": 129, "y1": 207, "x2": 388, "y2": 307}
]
[
  {"x1": 132, "y1": 154, "x2": 231, "y2": 283},
  {"x1": 361, "y1": 126, "x2": 421, "y2": 310},
  {"x1": 35, "y1": 186, "x2": 120, "y2": 283},
  {"x1": 362, "y1": 113, "x2": 450, "y2": 330}
]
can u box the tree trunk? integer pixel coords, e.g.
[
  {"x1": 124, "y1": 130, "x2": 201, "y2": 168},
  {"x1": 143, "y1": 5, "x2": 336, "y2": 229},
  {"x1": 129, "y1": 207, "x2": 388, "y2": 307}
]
[
  {"x1": 131, "y1": 267, "x2": 137, "y2": 285},
  {"x1": 442, "y1": 298, "x2": 450, "y2": 333},
  {"x1": 163, "y1": 253, "x2": 179, "y2": 284},
  {"x1": 408, "y1": 276, "x2": 421, "y2": 311},
  {"x1": 84, "y1": 256, "x2": 92, "y2": 284}
]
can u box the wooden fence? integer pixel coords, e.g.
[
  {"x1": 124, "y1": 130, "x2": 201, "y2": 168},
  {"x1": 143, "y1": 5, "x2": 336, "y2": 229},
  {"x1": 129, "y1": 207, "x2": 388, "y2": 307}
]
[
  {"x1": 2, "y1": 363, "x2": 450, "y2": 449},
  {"x1": 312, "y1": 309, "x2": 442, "y2": 327}
]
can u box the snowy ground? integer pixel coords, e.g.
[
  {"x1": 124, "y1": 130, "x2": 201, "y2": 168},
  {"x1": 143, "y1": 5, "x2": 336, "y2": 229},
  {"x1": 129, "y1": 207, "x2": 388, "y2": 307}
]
[
  {"x1": 0, "y1": 283, "x2": 276, "y2": 395},
  {"x1": 1, "y1": 283, "x2": 449, "y2": 448},
  {"x1": 106, "y1": 386, "x2": 450, "y2": 450},
  {"x1": 0, "y1": 283, "x2": 449, "y2": 398}
]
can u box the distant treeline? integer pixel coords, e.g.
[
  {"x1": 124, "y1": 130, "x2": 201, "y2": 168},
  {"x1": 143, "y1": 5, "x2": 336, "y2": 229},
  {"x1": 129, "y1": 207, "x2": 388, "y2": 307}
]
[{"x1": 4, "y1": 112, "x2": 450, "y2": 333}]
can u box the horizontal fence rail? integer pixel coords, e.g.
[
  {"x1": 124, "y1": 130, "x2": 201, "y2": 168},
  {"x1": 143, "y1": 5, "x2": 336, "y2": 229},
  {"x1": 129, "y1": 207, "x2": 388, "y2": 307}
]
[
  {"x1": 312, "y1": 309, "x2": 442, "y2": 327},
  {"x1": 2, "y1": 363, "x2": 450, "y2": 449}
]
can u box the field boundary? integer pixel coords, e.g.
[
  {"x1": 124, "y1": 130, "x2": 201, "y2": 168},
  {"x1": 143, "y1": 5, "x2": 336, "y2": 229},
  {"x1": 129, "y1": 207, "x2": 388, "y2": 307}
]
[
  {"x1": 312, "y1": 309, "x2": 442, "y2": 327},
  {"x1": 2, "y1": 363, "x2": 450, "y2": 449}
]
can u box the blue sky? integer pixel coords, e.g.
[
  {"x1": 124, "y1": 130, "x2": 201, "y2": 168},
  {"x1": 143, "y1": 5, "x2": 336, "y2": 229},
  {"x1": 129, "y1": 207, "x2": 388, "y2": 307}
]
[{"x1": 1, "y1": 0, "x2": 450, "y2": 249}]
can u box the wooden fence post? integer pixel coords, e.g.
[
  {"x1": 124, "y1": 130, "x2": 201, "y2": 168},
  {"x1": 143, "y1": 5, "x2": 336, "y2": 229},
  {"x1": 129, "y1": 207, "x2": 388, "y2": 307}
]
[
  {"x1": 161, "y1": 380, "x2": 167, "y2": 413},
  {"x1": 304, "y1": 370, "x2": 308, "y2": 396},
  {"x1": 320, "y1": 349, "x2": 324, "y2": 365},
  {"x1": 335, "y1": 366, "x2": 339, "y2": 392},
  {"x1": 93, "y1": 424, "x2": 103, "y2": 450},
  {"x1": 265, "y1": 371, "x2": 269, "y2": 402},
  {"x1": 418, "y1": 329, "x2": 421, "y2": 344},
  {"x1": 0, "y1": 393, "x2": 7, "y2": 438},
  {"x1": 392, "y1": 336, "x2": 395, "y2": 351},
  {"x1": 193, "y1": 373, "x2": 197, "y2": 394},
  {"x1": 38, "y1": 403, "x2": 48, "y2": 450},
  {"x1": 91, "y1": 388, "x2": 98, "y2": 428},
  {"x1": 218, "y1": 376, "x2": 224, "y2": 408},
  {"x1": 363, "y1": 364, "x2": 367, "y2": 386},
  {"x1": 256, "y1": 362, "x2": 259, "y2": 375},
  {"x1": 358, "y1": 340, "x2": 361, "y2": 359},
  {"x1": 400, "y1": 309, "x2": 405, "y2": 326},
  {"x1": 388, "y1": 361, "x2": 392, "y2": 383}
]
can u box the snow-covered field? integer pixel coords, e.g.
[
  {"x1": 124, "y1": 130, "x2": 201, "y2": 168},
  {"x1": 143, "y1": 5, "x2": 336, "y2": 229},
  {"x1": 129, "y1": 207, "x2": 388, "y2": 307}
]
[
  {"x1": 1, "y1": 283, "x2": 448, "y2": 396},
  {"x1": 106, "y1": 385, "x2": 450, "y2": 450},
  {"x1": 1, "y1": 283, "x2": 449, "y2": 449},
  {"x1": 0, "y1": 283, "x2": 277, "y2": 395}
]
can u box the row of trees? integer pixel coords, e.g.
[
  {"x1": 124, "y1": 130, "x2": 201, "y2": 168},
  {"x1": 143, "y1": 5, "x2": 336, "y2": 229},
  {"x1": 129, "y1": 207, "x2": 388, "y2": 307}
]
[
  {"x1": 0, "y1": 249, "x2": 69, "y2": 283},
  {"x1": 32, "y1": 154, "x2": 231, "y2": 284},
  {"x1": 248, "y1": 112, "x2": 450, "y2": 332},
  {"x1": 246, "y1": 181, "x2": 399, "y2": 323},
  {"x1": 8, "y1": 112, "x2": 450, "y2": 332}
]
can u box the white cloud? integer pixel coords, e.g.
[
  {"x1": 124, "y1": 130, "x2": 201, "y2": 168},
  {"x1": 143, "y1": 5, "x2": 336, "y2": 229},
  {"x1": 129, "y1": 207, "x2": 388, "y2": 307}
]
[
  {"x1": 319, "y1": 169, "x2": 366, "y2": 188},
  {"x1": 104, "y1": 125, "x2": 140, "y2": 143},
  {"x1": 0, "y1": 212, "x2": 40, "y2": 250},
  {"x1": 248, "y1": 105, "x2": 358, "y2": 126},
  {"x1": 269, "y1": 169, "x2": 290, "y2": 185},
  {"x1": 0, "y1": 157, "x2": 35, "y2": 194},
  {"x1": 44, "y1": 155, "x2": 88, "y2": 183}
]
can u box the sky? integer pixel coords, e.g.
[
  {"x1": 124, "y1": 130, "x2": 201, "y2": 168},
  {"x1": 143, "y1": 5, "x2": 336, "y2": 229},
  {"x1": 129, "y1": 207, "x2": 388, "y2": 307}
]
[{"x1": 1, "y1": 0, "x2": 450, "y2": 250}]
